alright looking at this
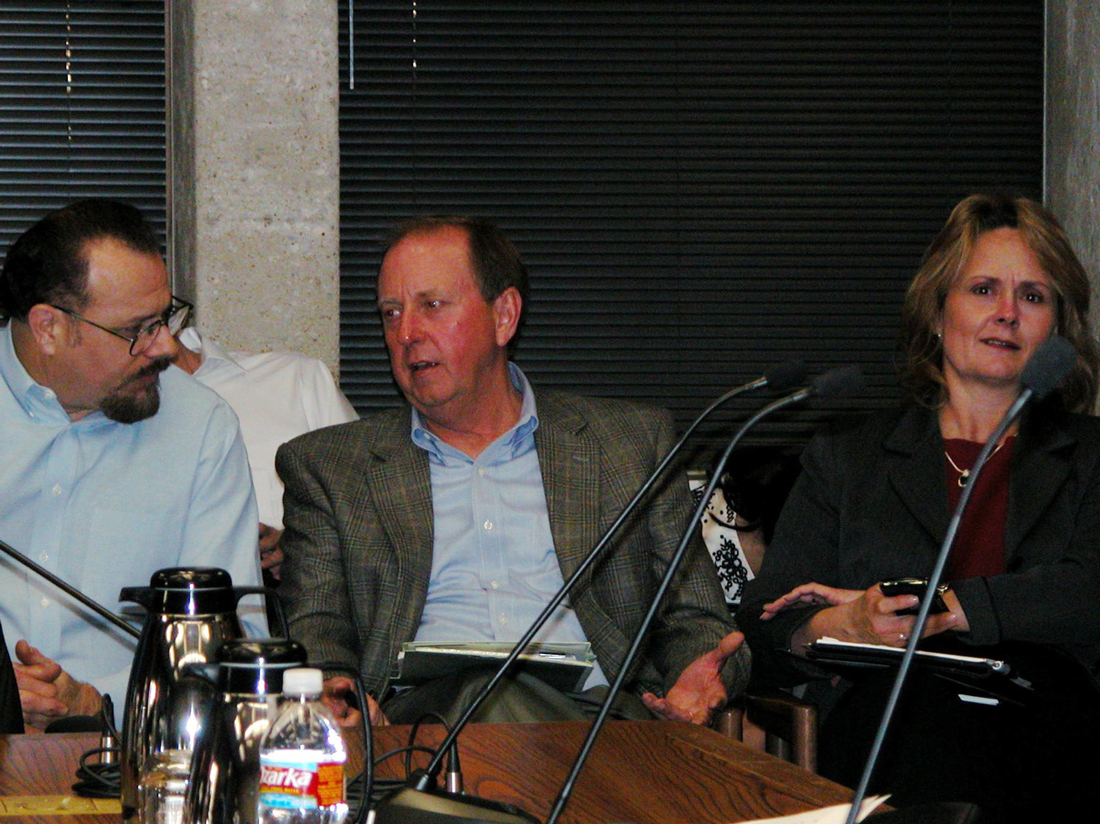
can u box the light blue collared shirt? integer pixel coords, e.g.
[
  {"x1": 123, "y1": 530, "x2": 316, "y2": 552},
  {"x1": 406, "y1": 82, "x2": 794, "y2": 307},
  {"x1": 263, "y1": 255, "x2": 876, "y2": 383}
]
[
  {"x1": 0, "y1": 324, "x2": 266, "y2": 713},
  {"x1": 410, "y1": 364, "x2": 607, "y2": 689}
]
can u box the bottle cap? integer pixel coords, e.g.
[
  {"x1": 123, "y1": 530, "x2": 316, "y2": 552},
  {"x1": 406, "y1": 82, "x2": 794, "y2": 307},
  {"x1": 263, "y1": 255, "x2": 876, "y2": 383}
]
[{"x1": 282, "y1": 667, "x2": 324, "y2": 696}]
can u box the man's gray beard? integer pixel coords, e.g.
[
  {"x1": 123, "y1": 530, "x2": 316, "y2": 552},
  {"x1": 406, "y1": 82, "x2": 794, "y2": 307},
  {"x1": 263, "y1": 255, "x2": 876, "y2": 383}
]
[{"x1": 100, "y1": 383, "x2": 161, "y2": 423}]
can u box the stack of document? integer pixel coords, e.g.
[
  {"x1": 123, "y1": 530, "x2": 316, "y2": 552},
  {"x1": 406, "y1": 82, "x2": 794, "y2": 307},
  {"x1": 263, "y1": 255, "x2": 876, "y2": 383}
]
[{"x1": 395, "y1": 642, "x2": 595, "y2": 692}]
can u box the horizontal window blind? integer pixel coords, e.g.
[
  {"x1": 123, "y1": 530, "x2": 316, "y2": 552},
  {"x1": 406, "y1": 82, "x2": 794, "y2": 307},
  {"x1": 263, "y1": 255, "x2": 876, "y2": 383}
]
[
  {"x1": 0, "y1": 1, "x2": 166, "y2": 256},
  {"x1": 339, "y1": 1, "x2": 1043, "y2": 444}
]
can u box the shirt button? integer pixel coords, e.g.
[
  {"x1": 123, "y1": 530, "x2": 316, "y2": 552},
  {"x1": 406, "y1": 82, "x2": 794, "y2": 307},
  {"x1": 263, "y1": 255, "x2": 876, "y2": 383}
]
[
  {"x1": 499, "y1": 616, "x2": 508, "y2": 625},
  {"x1": 478, "y1": 468, "x2": 485, "y2": 477},
  {"x1": 52, "y1": 484, "x2": 62, "y2": 495},
  {"x1": 44, "y1": 389, "x2": 55, "y2": 399},
  {"x1": 39, "y1": 553, "x2": 48, "y2": 563},
  {"x1": 490, "y1": 580, "x2": 499, "y2": 589},
  {"x1": 40, "y1": 598, "x2": 50, "y2": 607},
  {"x1": 483, "y1": 520, "x2": 493, "y2": 531}
]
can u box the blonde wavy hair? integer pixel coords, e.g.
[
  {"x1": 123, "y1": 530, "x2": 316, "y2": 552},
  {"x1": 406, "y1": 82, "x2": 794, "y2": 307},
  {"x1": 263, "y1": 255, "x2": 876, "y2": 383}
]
[{"x1": 899, "y1": 193, "x2": 1099, "y2": 413}]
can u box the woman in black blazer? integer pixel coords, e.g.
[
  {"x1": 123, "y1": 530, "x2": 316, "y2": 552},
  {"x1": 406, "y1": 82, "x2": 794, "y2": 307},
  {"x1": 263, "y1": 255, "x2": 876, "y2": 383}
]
[{"x1": 737, "y1": 193, "x2": 1100, "y2": 822}]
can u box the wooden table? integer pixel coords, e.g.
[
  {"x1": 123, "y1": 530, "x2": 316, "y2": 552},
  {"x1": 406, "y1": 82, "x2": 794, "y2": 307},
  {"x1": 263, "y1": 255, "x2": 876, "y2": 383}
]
[{"x1": 0, "y1": 721, "x2": 852, "y2": 823}]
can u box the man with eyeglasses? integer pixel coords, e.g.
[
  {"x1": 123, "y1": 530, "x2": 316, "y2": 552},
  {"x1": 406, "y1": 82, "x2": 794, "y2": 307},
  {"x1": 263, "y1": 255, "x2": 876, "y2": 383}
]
[{"x1": 0, "y1": 200, "x2": 265, "y2": 729}]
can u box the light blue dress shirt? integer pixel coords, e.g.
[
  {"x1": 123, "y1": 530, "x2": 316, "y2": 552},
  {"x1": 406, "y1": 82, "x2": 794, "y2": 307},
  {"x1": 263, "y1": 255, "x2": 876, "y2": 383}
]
[
  {"x1": 410, "y1": 364, "x2": 607, "y2": 689},
  {"x1": 0, "y1": 325, "x2": 266, "y2": 713}
]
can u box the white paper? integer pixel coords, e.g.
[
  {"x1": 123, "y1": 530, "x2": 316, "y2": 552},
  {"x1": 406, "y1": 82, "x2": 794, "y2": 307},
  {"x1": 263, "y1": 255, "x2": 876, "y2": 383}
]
[{"x1": 740, "y1": 794, "x2": 890, "y2": 824}]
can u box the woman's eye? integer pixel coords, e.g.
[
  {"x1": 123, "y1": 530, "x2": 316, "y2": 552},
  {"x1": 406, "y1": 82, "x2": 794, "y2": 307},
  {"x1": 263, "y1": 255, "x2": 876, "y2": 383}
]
[{"x1": 970, "y1": 284, "x2": 991, "y2": 296}]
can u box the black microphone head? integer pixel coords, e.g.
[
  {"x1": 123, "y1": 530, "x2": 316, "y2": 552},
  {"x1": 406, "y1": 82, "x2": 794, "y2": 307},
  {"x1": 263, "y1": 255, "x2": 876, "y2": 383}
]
[
  {"x1": 763, "y1": 360, "x2": 808, "y2": 391},
  {"x1": 45, "y1": 714, "x2": 108, "y2": 733},
  {"x1": 811, "y1": 365, "x2": 866, "y2": 398},
  {"x1": 1021, "y1": 336, "x2": 1076, "y2": 400}
]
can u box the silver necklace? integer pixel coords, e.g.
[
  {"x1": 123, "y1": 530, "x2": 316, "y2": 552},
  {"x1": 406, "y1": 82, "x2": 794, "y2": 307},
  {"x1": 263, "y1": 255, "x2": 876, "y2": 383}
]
[{"x1": 944, "y1": 440, "x2": 1005, "y2": 488}]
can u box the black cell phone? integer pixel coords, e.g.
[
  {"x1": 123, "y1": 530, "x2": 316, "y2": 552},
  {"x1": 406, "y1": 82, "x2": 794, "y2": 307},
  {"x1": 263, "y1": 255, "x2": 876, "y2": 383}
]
[{"x1": 879, "y1": 577, "x2": 949, "y2": 615}]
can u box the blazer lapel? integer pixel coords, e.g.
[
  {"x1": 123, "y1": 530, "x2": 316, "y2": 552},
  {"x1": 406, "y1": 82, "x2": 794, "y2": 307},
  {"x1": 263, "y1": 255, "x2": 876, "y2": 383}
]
[
  {"x1": 361, "y1": 411, "x2": 434, "y2": 659},
  {"x1": 1007, "y1": 408, "x2": 1074, "y2": 560},
  {"x1": 532, "y1": 392, "x2": 642, "y2": 684},
  {"x1": 884, "y1": 405, "x2": 951, "y2": 546},
  {"x1": 532, "y1": 394, "x2": 602, "y2": 581}
]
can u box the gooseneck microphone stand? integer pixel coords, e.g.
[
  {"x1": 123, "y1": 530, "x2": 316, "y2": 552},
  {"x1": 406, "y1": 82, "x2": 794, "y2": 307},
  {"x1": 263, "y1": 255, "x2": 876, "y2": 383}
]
[
  {"x1": 546, "y1": 365, "x2": 864, "y2": 824},
  {"x1": 0, "y1": 538, "x2": 141, "y2": 640},
  {"x1": 406, "y1": 362, "x2": 807, "y2": 793}
]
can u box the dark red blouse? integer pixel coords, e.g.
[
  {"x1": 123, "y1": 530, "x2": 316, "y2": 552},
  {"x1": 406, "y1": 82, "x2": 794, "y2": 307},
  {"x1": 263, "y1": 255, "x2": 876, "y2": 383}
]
[{"x1": 943, "y1": 436, "x2": 1015, "y2": 580}]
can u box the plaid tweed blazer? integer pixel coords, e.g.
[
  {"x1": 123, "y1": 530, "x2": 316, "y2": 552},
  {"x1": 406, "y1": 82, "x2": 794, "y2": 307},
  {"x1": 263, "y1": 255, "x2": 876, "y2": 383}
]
[{"x1": 276, "y1": 389, "x2": 747, "y2": 698}]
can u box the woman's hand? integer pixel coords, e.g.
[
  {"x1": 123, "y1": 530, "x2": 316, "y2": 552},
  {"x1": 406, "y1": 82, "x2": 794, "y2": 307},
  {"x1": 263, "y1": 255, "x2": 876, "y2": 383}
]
[
  {"x1": 789, "y1": 582, "x2": 960, "y2": 654},
  {"x1": 760, "y1": 582, "x2": 862, "y2": 620}
]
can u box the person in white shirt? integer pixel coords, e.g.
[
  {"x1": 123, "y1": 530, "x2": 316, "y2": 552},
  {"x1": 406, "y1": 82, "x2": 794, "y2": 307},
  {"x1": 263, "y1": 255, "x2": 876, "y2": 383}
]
[{"x1": 174, "y1": 328, "x2": 358, "y2": 577}]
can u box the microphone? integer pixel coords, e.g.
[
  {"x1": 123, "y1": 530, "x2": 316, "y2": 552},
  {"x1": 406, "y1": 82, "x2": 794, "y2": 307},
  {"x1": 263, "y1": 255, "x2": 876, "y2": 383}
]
[
  {"x1": 368, "y1": 363, "x2": 807, "y2": 824},
  {"x1": 809, "y1": 364, "x2": 864, "y2": 400},
  {"x1": 842, "y1": 336, "x2": 1076, "y2": 824},
  {"x1": 0, "y1": 538, "x2": 141, "y2": 640},
  {"x1": 545, "y1": 365, "x2": 865, "y2": 824},
  {"x1": 760, "y1": 359, "x2": 811, "y2": 392},
  {"x1": 1020, "y1": 334, "x2": 1075, "y2": 399}
]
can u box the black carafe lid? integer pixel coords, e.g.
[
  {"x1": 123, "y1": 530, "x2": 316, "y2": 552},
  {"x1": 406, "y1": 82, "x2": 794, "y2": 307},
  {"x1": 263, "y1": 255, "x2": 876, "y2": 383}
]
[
  {"x1": 214, "y1": 638, "x2": 309, "y2": 695},
  {"x1": 121, "y1": 567, "x2": 238, "y2": 615}
]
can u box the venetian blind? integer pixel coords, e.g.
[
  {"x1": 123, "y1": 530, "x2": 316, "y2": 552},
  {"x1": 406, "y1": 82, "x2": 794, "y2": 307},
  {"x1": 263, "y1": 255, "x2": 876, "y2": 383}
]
[
  {"x1": 0, "y1": 1, "x2": 166, "y2": 255},
  {"x1": 339, "y1": 1, "x2": 1043, "y2": 444}
]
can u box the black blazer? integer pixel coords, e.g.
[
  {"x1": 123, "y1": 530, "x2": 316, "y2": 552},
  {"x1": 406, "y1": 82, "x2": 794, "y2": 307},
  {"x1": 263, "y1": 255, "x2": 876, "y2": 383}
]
[{"x1": 737, "y1": 402, "x2": 1100, "y2": 686}]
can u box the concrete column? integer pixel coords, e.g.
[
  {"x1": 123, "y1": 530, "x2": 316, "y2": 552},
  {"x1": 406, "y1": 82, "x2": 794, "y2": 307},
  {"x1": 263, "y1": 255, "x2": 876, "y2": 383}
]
[
  {"x1": 1046, "y1": 2, "x2": 1100, "y2": 340},
  {"x1": 167, "y1": 0, "x2": 340, "y2": 371}
]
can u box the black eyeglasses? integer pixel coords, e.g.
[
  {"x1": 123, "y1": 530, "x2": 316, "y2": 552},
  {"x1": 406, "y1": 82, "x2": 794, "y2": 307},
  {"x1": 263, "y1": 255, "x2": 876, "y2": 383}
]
[{"x1": 50, "y1": 296, "x2": 194, "y2": 356}]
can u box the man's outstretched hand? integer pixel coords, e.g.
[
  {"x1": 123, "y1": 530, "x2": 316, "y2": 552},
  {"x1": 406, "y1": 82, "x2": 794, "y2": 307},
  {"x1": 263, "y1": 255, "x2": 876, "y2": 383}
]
[
  {"x1": 641, "y1": 630, "x2": 744, "y2": 726},
  {"x1": 14, "y1": 640, "x2": 101, "y2": 732}
]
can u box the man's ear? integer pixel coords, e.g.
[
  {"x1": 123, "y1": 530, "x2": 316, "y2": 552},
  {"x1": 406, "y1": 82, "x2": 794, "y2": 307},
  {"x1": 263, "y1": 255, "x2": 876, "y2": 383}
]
[
  {"x1": 25, "y1": 304, "x2": 71, "y2": 355},
  {"x1": 492, "y1": 286, "x2": 522, "y2": 348}
]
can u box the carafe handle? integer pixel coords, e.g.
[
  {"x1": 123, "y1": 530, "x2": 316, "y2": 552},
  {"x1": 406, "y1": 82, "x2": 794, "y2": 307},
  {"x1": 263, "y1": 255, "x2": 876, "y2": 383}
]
[{"x1": 234, "y1": 586, "x2": 289, "y2": 639}]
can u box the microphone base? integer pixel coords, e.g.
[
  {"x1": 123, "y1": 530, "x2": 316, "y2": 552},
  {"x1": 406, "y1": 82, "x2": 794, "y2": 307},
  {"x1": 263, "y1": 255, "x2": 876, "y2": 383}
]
[{"x1": 370, "y1": 787, "x2": 540, "y2": 824}]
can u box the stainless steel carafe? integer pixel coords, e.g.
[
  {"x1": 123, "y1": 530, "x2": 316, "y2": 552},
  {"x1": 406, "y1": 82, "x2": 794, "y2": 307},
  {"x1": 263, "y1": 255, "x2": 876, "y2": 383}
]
[
  {"x1": 119, "y1": 567, "x2": 265, "y2": 821},
  {"x1": 183, "y1": 638, "x2": 309, "y2": 824}
]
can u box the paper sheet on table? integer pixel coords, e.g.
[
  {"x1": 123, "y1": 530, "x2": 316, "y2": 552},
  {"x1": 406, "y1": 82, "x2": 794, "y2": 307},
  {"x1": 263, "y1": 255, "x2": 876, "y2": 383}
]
[{"x1": 741, "y1": 794, "x2": 889, "y2": 823}]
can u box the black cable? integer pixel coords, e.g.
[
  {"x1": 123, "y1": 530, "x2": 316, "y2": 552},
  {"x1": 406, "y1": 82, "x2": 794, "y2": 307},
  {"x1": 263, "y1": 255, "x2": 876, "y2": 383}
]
[
  {"x1": 347, "y1": 772, "x2": 408, "y2": 809},
  {"x1": 314, "y1": 662, "x2": 374, "y2": 824},
  {"x1": 72, "y1": 694, "x2": 122, "y2": 798},
  {"x1": 375, "y1": 744, "x2": 439, "y2": 769},
  {"x1": 405, "y1": 712, "x2": 452, "y2": 780},
  {"x1": 73, "y1": 748, "x2": 122, "y2": 798}
]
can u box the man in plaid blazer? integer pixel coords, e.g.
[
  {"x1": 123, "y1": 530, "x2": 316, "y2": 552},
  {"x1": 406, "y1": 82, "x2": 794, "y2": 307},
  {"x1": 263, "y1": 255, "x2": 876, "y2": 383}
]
[{"x1": 277, "y1": 217, "x2": 748, "y2": 726}]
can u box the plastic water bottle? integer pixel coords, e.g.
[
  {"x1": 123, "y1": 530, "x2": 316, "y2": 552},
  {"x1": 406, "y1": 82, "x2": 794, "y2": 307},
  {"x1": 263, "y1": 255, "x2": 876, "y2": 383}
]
[{"x1": 257, "y1": 668, "x2": 349, "y2": 824}]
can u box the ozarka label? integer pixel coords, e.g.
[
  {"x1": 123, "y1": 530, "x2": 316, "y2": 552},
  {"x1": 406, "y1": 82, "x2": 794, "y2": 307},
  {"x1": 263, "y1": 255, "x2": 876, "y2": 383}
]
[{"x1": 259, "y1": 758, "x2": 345, "y2": 809}]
